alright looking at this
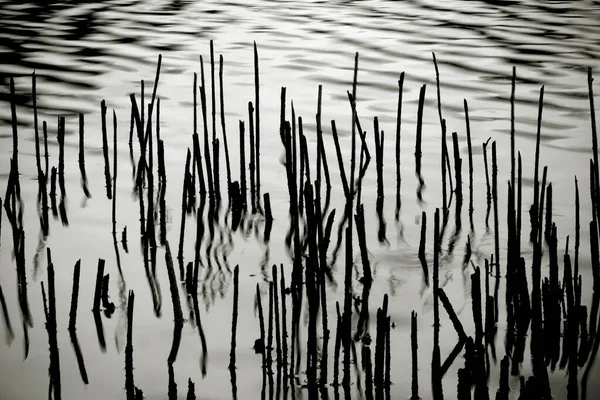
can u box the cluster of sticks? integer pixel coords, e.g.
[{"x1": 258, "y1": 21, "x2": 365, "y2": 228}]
[{"x1": 2, "y1": 41, "x2": 600, "y2": 400}]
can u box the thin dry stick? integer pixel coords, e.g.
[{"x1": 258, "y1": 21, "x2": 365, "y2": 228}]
[
  {"x1": 125, "y1": 290, "x2": 136, "y2": 400},
  {"x1": 411, "y1": 311, "x2": 419, "y2": 400},
  {"x1": 101, "y1": 100, "x2": 112, "y2": 200},
  {"x1": 492, "y1": 141, "x2": 500, "y2": 277},
  {"x1": 510, "y1": 67, "x2": 516, "y2": 194},
  {"x1": 68, "y1": 260, "x2": 82, "y2": 331},
  {"x1": 588, "y1": 67, "x2": 599, "y2": 224},
  {"x1": 464, "y1": 99, "x2": 474, "y2": 228},
  {"x1": 395, "y1": 72, "x2": 405, "y2": 219},
  {"x1": 229, "y1": 265, "x2": 239, "y2": 370},
  {"x1": 32, "y1": 72, "x2": 42, "y2": 181},
  {"x1": 112, "y1": 111, "x2": 118, "y2": 235},
  {"x1": 531, "y1": 86, "x2": 545, "y2": 242},
  {"x1": 78, "y1": 114, "x2": 91, "y2": 198},
  {"x1": 248, "y1": 102, "x2": 256, "y2": 212},
  {"x1": 219, "y1": 54, "x2": 232, "y2": 197},
  {"x1": 415, "y1": 84, "x2": 426, "y2": 201},
  {"x1": 210, "y1": 41, "x2": 220, "y2": 201},
  {"x1": 199, "y1": 57, "x2": 214, "y2": 202},
  {"x1": 254, "y1": 42, "x2": 261, "y2": 211}
]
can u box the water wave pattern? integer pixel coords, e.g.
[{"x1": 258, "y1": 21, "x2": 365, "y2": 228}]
[{"x1": 1, "y1": 0, "x2": 599, "y2": 148}]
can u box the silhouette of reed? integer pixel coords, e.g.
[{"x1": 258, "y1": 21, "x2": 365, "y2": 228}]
[
  {"x1": 78, "y1": 114, "x2": 91, "y2": 198},
  {"x1": 165, "y1": 242, "x2": 184, "y2": 363},
  {"x1": 199, "y1": 57, "x2": 215, "y2": 205},
  {"x1": 210, "y1": 41, "x2": 221, "y2": 203},
  {"x1": 395, "y1": 72, "x2": 405, "y2": 219},
  {"x1": 415, "y1": 84, "x2": 426, "y2": 202},
  {"x1": 410, "y1": 311, "x2": 419, "y2": 400},
  {"x1": 42, "y1": 258, "x2": 61, "y2": 400},
  {"x1": 3, "y1": 43, "x2": 600, "y2": 400},
  {"x1": 32, "y1": 73, "x2": 42, "y2": 183},
  {"x1": 254, "y1": 42, "x2": 262, "y2": 212},
  {"x1": 0, "y1": 281, "x2": 14, "y2": 344},
  {"x1": 229, "y1": 265, "x2": 239, "y2": 372},
  {"x1": 67, "y1": 259, "x2": 88, "y2": 384},
  {"x1": 530, "y1": 86, "x2": 544, "y2": 243},
  {"x1": 463, "y1": 100, "x2": 474, "y2": 229},
  {"x1": 125, "y1": 290, "x2": 139, "y2": 400},
  {"x1": 101, "y1": 100, "x2": 113, "y2": 200}
]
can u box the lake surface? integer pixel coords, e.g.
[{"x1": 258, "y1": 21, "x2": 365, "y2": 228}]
[{"x1": 1, "y1": 0, "x2": 600, "y2": 399}]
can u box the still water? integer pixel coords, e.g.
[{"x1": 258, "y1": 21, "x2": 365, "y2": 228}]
[{"x1": 1, "y1": 0, "x2": 600, "y2": 399}]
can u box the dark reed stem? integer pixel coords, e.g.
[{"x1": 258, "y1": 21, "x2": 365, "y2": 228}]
[
  {"x1": 125, "y1": 290, "x2": 136, "y2": 400},
  {"x1": 101, "y1": 100, "x2": 113, "y2": 200},
  {"x1": 158, "y1": 136, "x2": 167, "y2": 245},
  {"x1": 57, "y1": 116, "x2": 66, "y2": 197},
  {"x1": 254, "y1": 42, "x2": 261, "y2": 211},
  {"x1": 432, "y1": 208, "x2": 443, "y2": 399},
  {"x1": 187, "y1": 379, "x2": 196, "y2": 400},
  {"x1": 374, "y1": 118, "x2": 385, "y2": 220},
  {"x1": 471, "y1": 267, "x2": 483, "y2": 345},
  {"x1": 9, "y1": 77, "x2": 18, "y2": 171},
  {"x1": 280, "y1": 264, "x2": 288, "y2": 378},
  {"x1": 264, "y1": 193, "x2": 273, "y2": 241},
  {"x1": 168, "y1": 362, "x2": 177, "y2": 400},
  {"x1": 210, "y1": 42, "x2": 221, "y2": 202},
  {"x1": 575, "y1": 177, "x2": 580, "y2": 289},
  {"x1": 267, "y1": 282, "x2": 274, "y2": 374},
  {"x1": 219, "y1": 54, "x2": 232, "y2": 198},
  {"x1": 178, "y1": 149, "x2": 191, "y2": 261},
  {"x1": 112, "y1": 111, "x2": 118, "y2": 235},
  {"x1": 589, "y1": 68, "x2": 599, "y2": 225},
  {"x1": 256, "y1": 284, "x2": 266, "y2": 369},
  {"x1": 415, "y1": 84, "x2": 426, "y2": 201},
  {"x1": 492, "y1": 141, "x2": 500, "y2": 277},
  {"x1": 93, "y1": 259, "x2": 105, "y2": 312},
  {"x1": 355, "y1": 204, "x2": 372, "y2": 285},
  {"x1": 418, "y1": 211, "x2": 429, "y2": 285},
  {"x1": 464, "y1": 99, "x2": 474, "y2": 229},
  {"x1": 331, "y1": 121, "x2": 350, "y2": 197},
  {"x1": 483, "y1": 138, "x2": 491, "y2": 227},
  {"x1": 33, "y1": 72, "x2": 41, "y2": 181},
  {"x1": 349, "y1": 52, "x2": 359, "y2": 212},
  {"x1": 78, "y1": 114, "x2": 91, "y2": 198},
  {"x1": 333, "y1": 302, "x2": 342, "y2": 386},
  {"x1": 248, "y1": 101, "x2": 256, "y2": 212},
  {"x1": 395, "y1": 72, "x2": 405, "y2": 219},
  {"x1": 165, "y1": 242, "x2": 184, "y2": 362},
  {"x1": 43, "y1": 120, "x2": 49, "y2": 181},
  {"x1": 46, "y1": 261, "x2": 61, "y2": 400},
  {"x1": 497, "y1": 356, "x2": 510, "y2": 400},
  {"x1": 437, "y1": 288, "x2": 467, "y2": 341},
  {"x1": 199, "y1": 59, "x2": 214, "y2": 202},
  {"x1": 510, "y1": 67, "x2": 516, "y2": 196},
  {"x1": 239, "y1": 121, "x2": 247, "y2": 209},
  {"x1": 272, "y1": 265, "x2": 282, "y2": 368},
  {"x1": 0, "y1": 282, "x2": 14, "y2": 342},
  {"x1": 518, "y1": 152, "x2": 522, "y2": 251},
  {"x1": 441, "y1": 121, "x2": 448, "y2": 226},
  {"x1": 68, "y1": 260, "x2": 81, "y2": 331},
  {"x1": 342, "y1": 224, "x2": 353, "y2": 387},
  {"x1": 411, "y1": 311, "x2": 419, "y2": 400},
  {"x1": 531, "y1": 86, "x2": 544, "y2": 243},
  {"x1": 143, "y1": 55, "x2": 162, "y2": 146},
  {"x1": 452, "y1": 131, "x2": 462, "y2": 204}
]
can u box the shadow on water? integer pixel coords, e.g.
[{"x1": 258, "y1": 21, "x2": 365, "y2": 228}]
[{"x1": 2, "y1": 2, "x2": 600, "y2": 396}]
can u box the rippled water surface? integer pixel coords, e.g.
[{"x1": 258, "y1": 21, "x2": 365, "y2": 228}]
[{"x1": 1, "y1": 1, "x2": 600, "y2": 399}]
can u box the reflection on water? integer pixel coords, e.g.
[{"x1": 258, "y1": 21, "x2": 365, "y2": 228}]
[
  {"x1": 1, "y1": 0, "x2": 600, "y2": 145},
  {"x1": 1, "y1": 1, "x2": 600, "y2": 399}
]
